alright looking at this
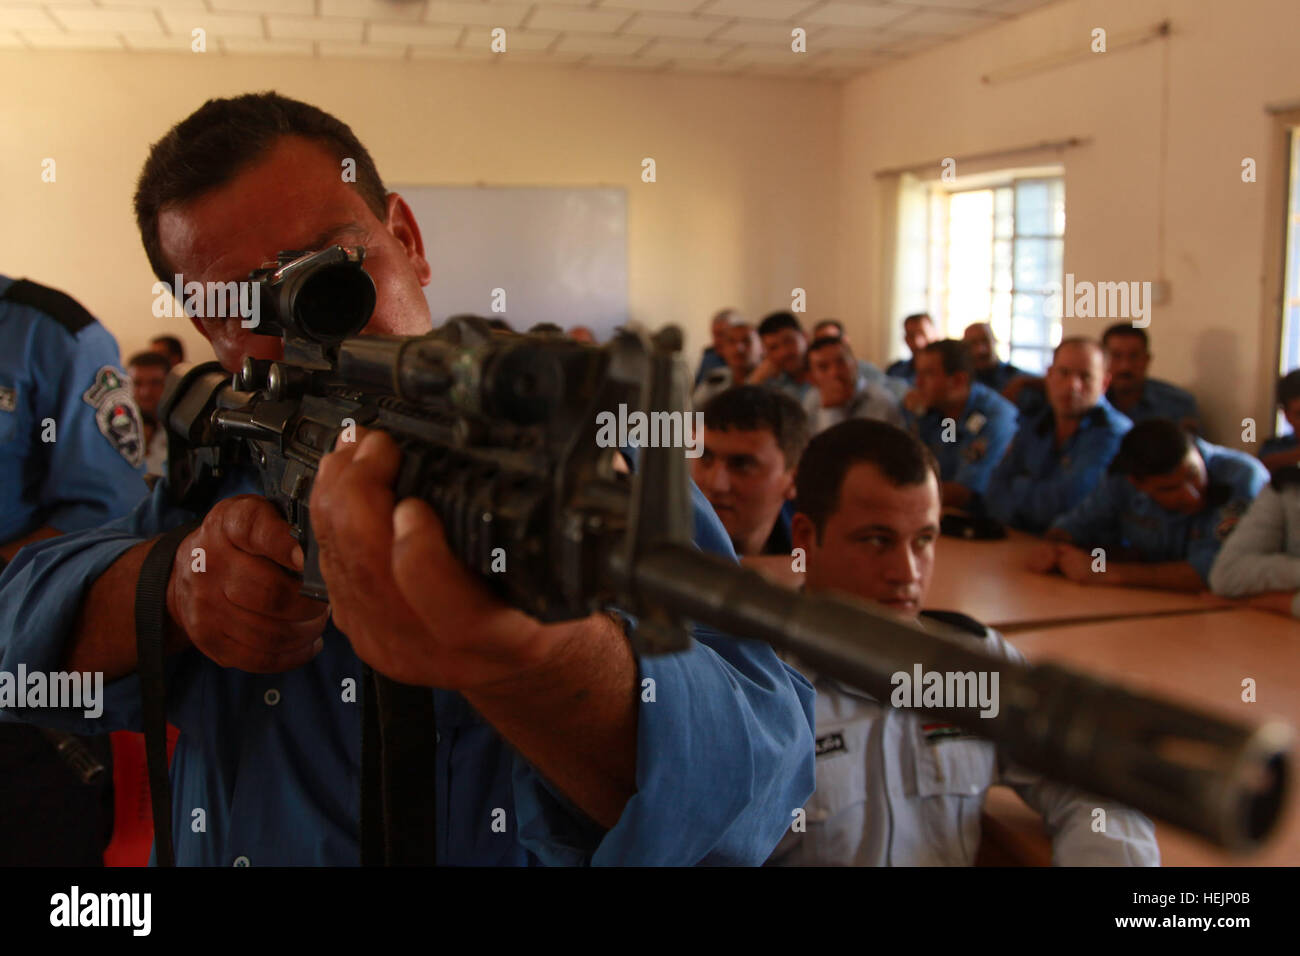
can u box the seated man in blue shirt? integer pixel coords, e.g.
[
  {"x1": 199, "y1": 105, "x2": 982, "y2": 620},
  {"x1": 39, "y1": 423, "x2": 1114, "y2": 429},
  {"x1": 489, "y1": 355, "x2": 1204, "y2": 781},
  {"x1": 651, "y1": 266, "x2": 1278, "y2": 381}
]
[
  {"x1": 748, "y1": 311, "x2": 813, "y2": 403},
  {"x1": 693, "y1": 308, "x2": 734, "y2": 386},
  {"x1": 1102, "y1": 323, "x2": 1201, "y2": 433},
  {"x1": 905, "y1": 339, "x2": 1017, "y2": 511},
  {"x1": 803, "y1": 336, "x2": 904, "y2": 435},
  {"x1": 961, "y1": 322, "x2": 1023, "y2": 394},
  {"x1": 885, "y1": 312, "x2": 936, "y2": 384},
  {"x1": 1260, "y1": 369, "x2": 1300, "y2": 471},
  {"x1": 0, "y1": 92, "x2": 815, "y2": 866},
  {"x1": 985, "y1": 338, "x2": 1132, "y2": 533},
  {"x1": 811, "y1": 318, "x2": 906, "y2": 401},
  {"x1": 768, "y1": 419, "x2": 1159, "y2": 866},
  {"x1": 1031, "y1": 419, "x2": 1269, "y2": 592}
]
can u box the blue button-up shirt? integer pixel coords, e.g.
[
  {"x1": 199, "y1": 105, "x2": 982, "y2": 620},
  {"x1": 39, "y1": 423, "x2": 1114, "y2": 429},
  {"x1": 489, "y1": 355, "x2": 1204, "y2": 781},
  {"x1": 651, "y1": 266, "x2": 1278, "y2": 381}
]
[
  {"x1": 886, "y1": 357, "x2": 915, "y2": 384},
  {"x1": 0, "y1": 275, "x2": 148, "y2": 544},
  {"x1": 907, "y1": 383, "x2": 1018, "y2": 497},
  {"x1": 974, "y1": 361, "x2": 1023, "y2": 393},
  {"x1": 1107, "y1": 377, "x2": 1200, "y2": 429},
  {"x1": 0, "y1": 469, "x2": 815, "y2": 866},
  {"x1": 1050, "y1": 438, "x2": 1269, "y2": 582},
  {"x1": 985, "y1": 397, "x2": 1133, "y2": 533}
]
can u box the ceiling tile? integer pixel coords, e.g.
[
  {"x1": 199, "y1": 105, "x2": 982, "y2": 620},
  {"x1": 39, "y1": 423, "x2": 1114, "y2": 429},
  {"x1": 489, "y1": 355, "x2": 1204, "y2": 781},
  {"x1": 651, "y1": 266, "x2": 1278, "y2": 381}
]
[
  {"x1": 802, "y1": 2, "x2": 912, "y2": 30},
  {"x1": 553, "y1": 33, "x2": 648, "y2": 56},
  {"x1": 426, "y1": 1, "x2": 530, "y2": 27},
  {"x1": 0, "y1": 7, "x2": 57, "y2": 30},
  {"x1": 106, "y1": 0, "x2": 208, "y2": 9},
  {"x1": 597, "y1": 0, "x2": 707, "y2": 12},
  {"x1": 269, "y1": 16, "x2": 364, "y2": 41},
  {"x1": 320, "y1": 0, "x2": 425, "y2": 19},
  {"x1": 711, "y1": 21, "x2": 801, "y2": 45},
  {"x1": 642, "y1": 37, "x2": 736, "y2": 60},
  {"x1": 0, "y1": 29, "x2": 23, "y2": 47},
  {"x1": 20, "y1": 30, "x2": 124, "y2": 49},
  {"x1": 888, "y1": 7, "x2": 998, "y2": 35},
  {"x1": 462, "y1": 26, "x2": 558, "y2": 50},
  {"x1": 369, "y1": 21, "x2": 461, "y2": 45},
  {"x1": 209, "y1": 0, "x2": 314, "y2": 14},
  {"x1": 583, "y1": 54, "x2": 671, "y2": 70},
  {"x1": 621, "y1": 13, "x2": 726, "y2": 40},
  {"x1": 410, "y1": 46, "x2": 495, "y2": 59},
  {"x1": 699, "y1": 0, "x2": 817, "y2": 21},
  {"x1": 162, "y1": 11, "x2": 264, "y2": 38},
  {"x1": 527, "y1": 6, "x2": 634, "y2": 33},
  {"x1": 727, "y1": 44, "x2": 812, "y2": 64}
]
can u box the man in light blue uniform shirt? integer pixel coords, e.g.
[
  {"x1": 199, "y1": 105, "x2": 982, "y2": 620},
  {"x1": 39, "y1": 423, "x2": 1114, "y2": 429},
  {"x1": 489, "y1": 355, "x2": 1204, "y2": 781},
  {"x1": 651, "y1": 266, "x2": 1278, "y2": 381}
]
[
  {"x1": 0, "y1": 275, "x2": 148, "y2": 866},
  {"x1": 751, "y1": 311, "x2": 814, "y2": 403},
  {"x1": 0, "y1": 92, "x2": 815, "y2": 866},
  {"x1": 0, "y1": 275, "x2": 148, "y2": 557},
  {"x1": 905, "y1": 339, "x2": 1017, "y2": 511},
  {"x1": 1102, "y1": 323, "x2": 1201, "y2": 433},
  {"x1": 1260, "y1": 369, "x2": 1300, "y2": 471},
  {"x1": 885, "y1": 312, "x2": 937, "y2": 384},
  {"x1": 1034, "y1": 419, "x2": 1268, "y2": 591},
  {"x1": 962, "y1": 322, "x2": 1024, "y2": 394},
  {"x1": 986, "y1": 338, "x2": 1132, "y2": 533}
]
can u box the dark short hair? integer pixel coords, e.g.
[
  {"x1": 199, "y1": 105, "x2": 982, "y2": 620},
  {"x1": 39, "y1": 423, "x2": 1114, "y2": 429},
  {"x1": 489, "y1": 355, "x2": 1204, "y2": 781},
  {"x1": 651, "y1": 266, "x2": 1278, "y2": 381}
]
[
  {"x1": 149, "y1": 334, "x2": 184, "y2": 362},
  {"x1": 795, "y1": 420, "x2": 940, "y2": 541},
  {"x1": 134, "y1": 92, "x2": 388, "y2": 287},
  {"x1": 920, "y1": 339, "x2": 973, "y2": 377},
  {"x1": 813, "y1": 318, "x2": 844, "y2": 337},
  {"x1": 807, "y1": 334, "x2": 850, "y2": 357},
  {"x1": 757, "y1": 311, "x2": 804, "y2": 338},
  {"x1": 1053, "y1": 336, "x2": 1105, "y2": 366},
  {"x1": 1277, "y1": 369, "x2": 1300, "y2": 406},
  {"x1": 127, "y1": 350, "x2": 172, "y2": 373},
  {"x1": 903, "y1": 312, "x2": 933, "y2": 327},
  {"x1": 1101, "y1": 323, "x2": 1149, "y2": 351},
  {"x1": 1109, "y1": 419, "x2": 1195, "y2": 478},
  {"x1": 528, "y1": 322, "x2": 563, "y2": 334},
  {"x1": 485, "y1": 317, "x2": 514, "y2": 333},
  {"x1": 702, "y1": 385, "x2": 810, "y2": 470}
]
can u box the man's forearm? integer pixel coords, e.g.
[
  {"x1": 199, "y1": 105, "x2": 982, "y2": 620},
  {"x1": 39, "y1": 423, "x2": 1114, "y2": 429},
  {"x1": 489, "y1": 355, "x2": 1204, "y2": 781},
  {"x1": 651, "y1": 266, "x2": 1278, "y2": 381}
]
[
  {"x1": 1109, "y1": 561, "x2": 1206, "y2": 592},
  {"x1": 62, "y1": 538, "x2": 187, "y2": 680},
  {"x1": 0, "y1": 524, "x2": 63, "y2": 563},
  {"x1": 1243, "y1": 590, "x2": 1299, "y2": 617},
  {"x1": 463, "y1": 612, "x2": 638, "y2": 830}
]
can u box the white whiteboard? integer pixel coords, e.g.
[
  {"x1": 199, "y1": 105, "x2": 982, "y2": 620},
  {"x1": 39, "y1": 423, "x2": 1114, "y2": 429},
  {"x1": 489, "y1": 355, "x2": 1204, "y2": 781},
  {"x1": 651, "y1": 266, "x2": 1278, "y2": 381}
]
[{"x1": 394, "y1": 184, "x2": 628, "y2": 337}]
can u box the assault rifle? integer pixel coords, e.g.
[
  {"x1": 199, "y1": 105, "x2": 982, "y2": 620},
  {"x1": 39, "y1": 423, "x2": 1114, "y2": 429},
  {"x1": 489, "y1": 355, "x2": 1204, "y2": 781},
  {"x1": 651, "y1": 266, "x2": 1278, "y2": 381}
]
[{"x1": 159, "y1": 246, "x2": 1289, "y2": 854}]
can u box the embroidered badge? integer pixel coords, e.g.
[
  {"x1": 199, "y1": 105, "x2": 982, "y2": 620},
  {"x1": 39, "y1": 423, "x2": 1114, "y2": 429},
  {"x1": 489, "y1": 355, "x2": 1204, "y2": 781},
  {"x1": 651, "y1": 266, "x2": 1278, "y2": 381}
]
[
  {"x1": 815, "y1": 731, "x2": 847, "y2": 758},
  {"x1": 962, "y1": 437, "x2": 989, "y2": 463},
  {"x1": 1215, "y1": 499, "x2": 1249, "y2": 541},
  {"x1": 82, "y1": 366, "x2": 144, "y2": 467},
  {"x1": 922, "y1": 722, "x2": 973, "y2": 745},
  {"x1": 0, "y1": 385, "x2": 15, "y2": 413}
]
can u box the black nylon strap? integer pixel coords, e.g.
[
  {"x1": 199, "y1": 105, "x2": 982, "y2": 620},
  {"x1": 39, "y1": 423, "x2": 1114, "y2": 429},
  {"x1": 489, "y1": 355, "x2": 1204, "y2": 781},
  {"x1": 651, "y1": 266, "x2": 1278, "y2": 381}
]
[
  {"x1": 133, "y1": 522, "x2": 199, "y2": 868},
  {"x1": 360, "y1": 665, "x2": 439, "y2": 866}
]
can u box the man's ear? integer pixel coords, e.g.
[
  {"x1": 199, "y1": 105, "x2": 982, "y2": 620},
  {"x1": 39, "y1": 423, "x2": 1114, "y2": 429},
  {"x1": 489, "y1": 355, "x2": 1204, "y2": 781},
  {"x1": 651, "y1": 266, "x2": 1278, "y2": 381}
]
[
  {"x1": 384, "y1": 193, "x2": 432, "y2": 286},
  {"x1": 782, "y1": 468, "x2": 798, "y2": 500},
  {"x1": 791, "y1": 512, "x2": 816, "y2": 553}
]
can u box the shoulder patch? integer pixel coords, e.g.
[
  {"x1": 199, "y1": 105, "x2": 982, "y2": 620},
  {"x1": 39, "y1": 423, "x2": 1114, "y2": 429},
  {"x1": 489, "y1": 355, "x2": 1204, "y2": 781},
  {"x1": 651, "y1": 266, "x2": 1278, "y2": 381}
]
[
  {"x1": 919, "y1": 609, "x2": 989, "y2": 638},
  {"x1": 0, "y1": 385, "x2": 15, "y2": 413},
  {"x1": 0, "y1": 279, "x2": 97, "y2": 335},
  {"x1": 82, "y1": 366, "x2": 144, "y2": 468}
]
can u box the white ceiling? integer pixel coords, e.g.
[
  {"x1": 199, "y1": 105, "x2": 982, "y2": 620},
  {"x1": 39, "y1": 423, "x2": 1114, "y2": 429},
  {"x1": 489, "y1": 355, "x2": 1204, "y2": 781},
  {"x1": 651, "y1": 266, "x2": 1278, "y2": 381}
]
[{"x1": 0, "y1": 0, "x2": 1062, "y2": 81}]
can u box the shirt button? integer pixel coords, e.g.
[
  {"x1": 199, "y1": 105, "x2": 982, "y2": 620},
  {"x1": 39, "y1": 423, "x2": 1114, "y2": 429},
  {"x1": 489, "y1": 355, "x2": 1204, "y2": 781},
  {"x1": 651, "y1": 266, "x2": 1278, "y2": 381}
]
[
  {"x1": 264, "y1": 689, "x2": 281, "y2": 706},
  {"x1": 233, "y1": 856, "x2": 250, "y2": 867}
]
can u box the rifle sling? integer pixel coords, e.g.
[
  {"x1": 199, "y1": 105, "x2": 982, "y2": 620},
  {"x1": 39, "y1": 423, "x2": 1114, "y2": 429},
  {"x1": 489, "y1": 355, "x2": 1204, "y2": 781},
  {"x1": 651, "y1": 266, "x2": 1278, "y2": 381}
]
[
  {"x1": 361, "y1": 666, "x2": 439, "y2": 866},
  {"x1": 134, "y1": 521, "x2": 200, "y2": 868}
]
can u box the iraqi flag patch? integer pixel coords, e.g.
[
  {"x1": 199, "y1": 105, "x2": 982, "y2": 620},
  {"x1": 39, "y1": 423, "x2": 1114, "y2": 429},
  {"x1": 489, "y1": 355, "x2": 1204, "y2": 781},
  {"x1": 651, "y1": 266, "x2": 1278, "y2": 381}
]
[{"x1": 83, "y1": 366, "x2": 144, "y2": 468}]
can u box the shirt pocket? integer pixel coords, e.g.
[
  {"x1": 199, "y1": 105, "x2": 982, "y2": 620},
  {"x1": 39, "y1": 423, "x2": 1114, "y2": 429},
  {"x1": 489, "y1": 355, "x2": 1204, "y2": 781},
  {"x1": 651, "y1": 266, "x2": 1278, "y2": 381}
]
[
  {"x1": 805, "y1": 722, "x2": 869, "y2": 824},
  {"x1": 909, "y1": 727, "x2": 997, "y2": 863}
]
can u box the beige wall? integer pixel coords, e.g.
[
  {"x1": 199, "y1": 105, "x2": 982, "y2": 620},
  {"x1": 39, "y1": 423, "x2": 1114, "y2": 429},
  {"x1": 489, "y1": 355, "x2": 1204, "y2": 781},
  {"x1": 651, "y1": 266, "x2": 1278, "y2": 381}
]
[
  {"x1": 0, "y1": 52, "x2": 841, "y2": 367},
  {"x1": 838, "y1": 0, "x2": 1300, "y2": 445}
]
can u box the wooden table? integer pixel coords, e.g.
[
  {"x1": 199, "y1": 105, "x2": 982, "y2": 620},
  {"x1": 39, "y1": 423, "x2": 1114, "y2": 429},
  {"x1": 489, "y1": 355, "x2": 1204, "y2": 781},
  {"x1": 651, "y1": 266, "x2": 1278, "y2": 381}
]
[
  {"x1": 926, "y1": 532, "x2": 1232, "y2": 631},
  {"x1": 998, "y1": 609, "x2": 1300, "y2": 866}
]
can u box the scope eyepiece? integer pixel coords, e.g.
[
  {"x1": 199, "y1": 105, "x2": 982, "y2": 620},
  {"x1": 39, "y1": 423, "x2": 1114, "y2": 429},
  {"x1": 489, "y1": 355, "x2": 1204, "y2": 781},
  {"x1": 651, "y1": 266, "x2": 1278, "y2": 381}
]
[{"x1": 249, "y1": 246, "x2": 377, "y2": 345}]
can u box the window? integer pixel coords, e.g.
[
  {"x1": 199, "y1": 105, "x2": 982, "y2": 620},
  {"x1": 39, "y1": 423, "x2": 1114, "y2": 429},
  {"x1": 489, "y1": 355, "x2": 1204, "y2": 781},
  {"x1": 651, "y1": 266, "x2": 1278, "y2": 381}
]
[
  {"x1": 899, "y1": 171, "x2": 1066, "y2": 374},
  {"x1": 1279, "y1": 128, "x2": 1300, "y2": 434}
]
